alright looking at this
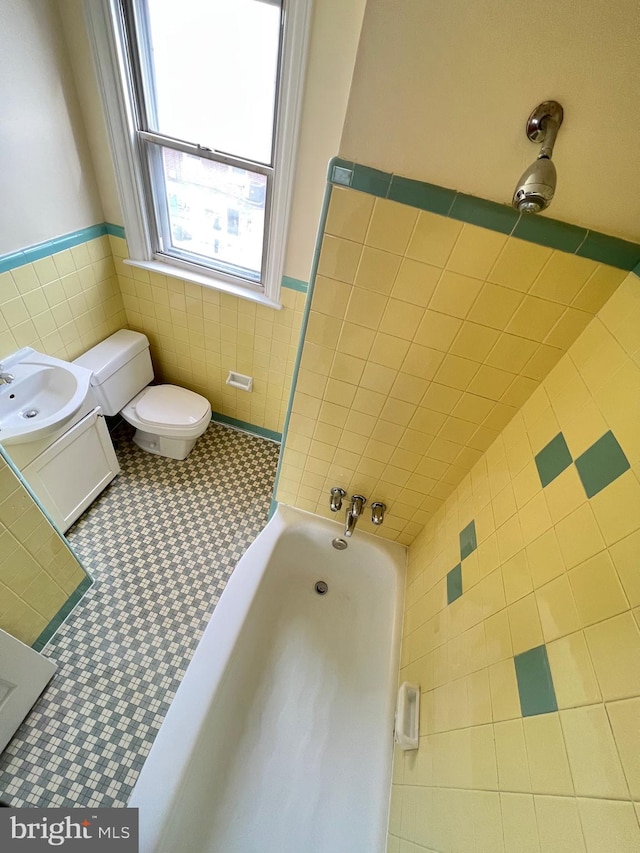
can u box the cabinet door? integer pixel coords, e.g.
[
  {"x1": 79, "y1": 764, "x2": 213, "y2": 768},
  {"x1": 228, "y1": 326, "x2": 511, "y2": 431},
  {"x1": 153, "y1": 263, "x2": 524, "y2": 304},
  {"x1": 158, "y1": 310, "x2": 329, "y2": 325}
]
[{"x1": 23, "y1": 408, "x2": 120, "y2": 532}]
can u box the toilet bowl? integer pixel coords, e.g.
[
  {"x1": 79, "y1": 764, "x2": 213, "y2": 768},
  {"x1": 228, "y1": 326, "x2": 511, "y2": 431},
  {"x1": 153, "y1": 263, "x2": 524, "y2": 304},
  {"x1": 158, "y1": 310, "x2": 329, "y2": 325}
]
[{"x1": 75, "y1": 330, "x2": 212, "y2": 461}]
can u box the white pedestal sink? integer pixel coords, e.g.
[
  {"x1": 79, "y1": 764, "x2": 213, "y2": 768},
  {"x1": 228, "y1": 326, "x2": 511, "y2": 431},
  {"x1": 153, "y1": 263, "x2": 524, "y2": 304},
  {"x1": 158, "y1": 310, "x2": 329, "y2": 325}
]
[{"x1": 0, "y1": 348, "x2": 92, "y2": 445}]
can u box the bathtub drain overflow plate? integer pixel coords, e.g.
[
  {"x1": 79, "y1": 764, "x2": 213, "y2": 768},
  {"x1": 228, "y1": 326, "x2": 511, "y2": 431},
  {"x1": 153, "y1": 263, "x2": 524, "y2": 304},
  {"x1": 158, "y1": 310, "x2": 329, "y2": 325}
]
[{"x1": 315, "y1": 581, "x2": 328, "y2": 595}]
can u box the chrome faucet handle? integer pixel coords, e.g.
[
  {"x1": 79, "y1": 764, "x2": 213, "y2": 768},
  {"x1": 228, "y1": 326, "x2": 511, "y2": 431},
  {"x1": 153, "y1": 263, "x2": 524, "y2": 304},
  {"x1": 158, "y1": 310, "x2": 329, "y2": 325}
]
[
  {"x1": 329, "y1": 487, "x2": 346, "y2": 512},
  {"x1": 350, "y1": 495, "x2": 366, "y2": 516},
  {"x1": 371, "y1": 501, "x2": 386, "y2": 525}
]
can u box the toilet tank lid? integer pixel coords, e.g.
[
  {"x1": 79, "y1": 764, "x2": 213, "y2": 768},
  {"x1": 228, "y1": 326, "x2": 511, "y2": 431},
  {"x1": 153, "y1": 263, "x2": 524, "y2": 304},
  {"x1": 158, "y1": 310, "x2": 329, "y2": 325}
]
[{"x1": 74, "y1": 329, "x2": 149, "y2": 386}]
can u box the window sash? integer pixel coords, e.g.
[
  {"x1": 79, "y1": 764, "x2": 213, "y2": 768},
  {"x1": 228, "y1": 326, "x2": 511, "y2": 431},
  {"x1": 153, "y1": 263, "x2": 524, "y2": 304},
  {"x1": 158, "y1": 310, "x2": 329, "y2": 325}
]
[
  {"x1": 84, "y1": 0, "x2": 312, "y2": 307},
  {"x1": 138, "y1": 131, "x2": 273, "y2": 285}
]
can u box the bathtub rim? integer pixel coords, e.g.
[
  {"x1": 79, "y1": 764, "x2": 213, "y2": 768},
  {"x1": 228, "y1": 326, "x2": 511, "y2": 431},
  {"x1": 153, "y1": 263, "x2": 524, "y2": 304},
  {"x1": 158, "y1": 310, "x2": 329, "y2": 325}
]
[{"x1": 129, "y1": 504, "x2": 406, "y2": 851}]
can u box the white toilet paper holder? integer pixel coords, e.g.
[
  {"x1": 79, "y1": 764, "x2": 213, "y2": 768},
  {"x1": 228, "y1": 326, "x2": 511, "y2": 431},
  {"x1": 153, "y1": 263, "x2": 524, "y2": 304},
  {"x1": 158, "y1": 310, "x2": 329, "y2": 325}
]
[{"x1": 394, "y1": 681, "x2": 420, "y2": 750}]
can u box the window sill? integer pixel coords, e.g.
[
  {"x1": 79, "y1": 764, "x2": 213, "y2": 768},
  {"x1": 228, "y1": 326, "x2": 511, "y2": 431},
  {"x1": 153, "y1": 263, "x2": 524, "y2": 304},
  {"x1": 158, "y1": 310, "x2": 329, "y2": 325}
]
[{"x1": 124, "y1": 258, "x2": 283, "y2": 310}]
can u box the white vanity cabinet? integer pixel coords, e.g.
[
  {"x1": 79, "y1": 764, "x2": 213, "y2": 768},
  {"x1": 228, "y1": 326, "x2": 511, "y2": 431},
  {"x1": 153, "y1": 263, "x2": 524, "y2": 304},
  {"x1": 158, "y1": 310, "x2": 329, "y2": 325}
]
[{"x1": 22, "y1": 407, "x2": 119, "y2": 532}]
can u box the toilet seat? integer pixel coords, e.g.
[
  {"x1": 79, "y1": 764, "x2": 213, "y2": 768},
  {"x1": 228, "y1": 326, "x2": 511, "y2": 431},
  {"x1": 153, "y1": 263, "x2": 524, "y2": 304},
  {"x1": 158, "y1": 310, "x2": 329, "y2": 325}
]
[
  {"x1": 135, "y1": 385, "x2": 210, "y2": 428},
  {"x1": 121, "y1": 385, "x2": 211, "y2": 438}
]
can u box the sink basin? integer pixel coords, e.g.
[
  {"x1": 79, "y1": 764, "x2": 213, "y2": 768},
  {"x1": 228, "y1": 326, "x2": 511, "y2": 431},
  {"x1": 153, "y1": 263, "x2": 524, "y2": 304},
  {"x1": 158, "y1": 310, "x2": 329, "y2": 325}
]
[{"x1": 0, "y1": 348, "x2": 92, "y2": 445}]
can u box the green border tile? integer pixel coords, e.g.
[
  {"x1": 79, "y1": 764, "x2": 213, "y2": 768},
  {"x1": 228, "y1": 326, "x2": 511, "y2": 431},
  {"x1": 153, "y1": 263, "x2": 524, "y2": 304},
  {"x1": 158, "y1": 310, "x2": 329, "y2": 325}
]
[
  {"x1": 514, "y1": 644, "x2": 558, "y2": 716},
  {"x1": 535, "y1": 432, "x2": 573, "y2": 488},
  {"x1": 577, "y1": 231, "x2": 640, "y2": 271},
  {"x1": 459, "y1": 520, "x2": 478, "y2": 561},
  {"x1": 351, "y1": 164, "x2": 391, "y2": 198},
  {"x1": 449, "y1": 193, "x2": 520, "y2": 235},
  {"x1": 282, "y1": 276, "x2": 308, "y2": 293},
  {"x1": 211, "y1": 411, "x2": 281, "y2": 443},
  {"x1": 633, "y1": 260, "x2": 640, "y2": 278},
  {"x1": 328, "y1": 157, "x2": 354, "y2": 183},
  {"x1": 575, "y1": 430, "x2": 631, "y2": 498},
  {"x1": 32, "y1": 576, "x2": 94, "y2": 651},
  {"x1": 447, "y1": 563, "x2": 463, "y2": 604},
  {"x1": 105, "y1": 222, "x2": 126, "y2": 239},
  {"x1": 513, "y1": 214, "x2": 586, "y2": 253},
  {"x1": 388, "y1": 176, "x2": 455, "y2": 216}
]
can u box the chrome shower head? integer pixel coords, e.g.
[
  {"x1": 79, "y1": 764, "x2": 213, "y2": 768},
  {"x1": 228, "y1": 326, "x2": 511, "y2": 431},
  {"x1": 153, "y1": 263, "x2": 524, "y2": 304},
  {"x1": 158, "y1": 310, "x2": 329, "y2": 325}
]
[{"x1": 512, "y1": 101, "x2": 563, "y2": 214}]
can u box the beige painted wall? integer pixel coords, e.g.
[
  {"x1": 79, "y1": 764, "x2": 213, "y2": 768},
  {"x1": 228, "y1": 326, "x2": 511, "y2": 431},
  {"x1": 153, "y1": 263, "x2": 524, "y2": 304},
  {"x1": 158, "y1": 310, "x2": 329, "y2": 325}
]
[
  {"x1": 341, "y1": 0, "x2": 640, "y2": 242},
  {"x1": 0, "y1": 0, "x2": 103, "y2": 255}
]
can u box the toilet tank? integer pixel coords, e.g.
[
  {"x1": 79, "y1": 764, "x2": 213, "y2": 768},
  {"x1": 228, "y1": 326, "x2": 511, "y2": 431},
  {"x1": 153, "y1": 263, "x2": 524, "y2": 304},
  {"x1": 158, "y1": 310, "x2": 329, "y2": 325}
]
[{"x1": 74, "y1": 330, "x2": 154, "y2": 416}]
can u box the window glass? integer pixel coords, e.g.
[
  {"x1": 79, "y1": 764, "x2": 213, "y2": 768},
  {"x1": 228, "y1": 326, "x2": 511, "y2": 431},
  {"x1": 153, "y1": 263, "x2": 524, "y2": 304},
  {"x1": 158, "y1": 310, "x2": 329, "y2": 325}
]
[
  {"x1": 144, "y1": 0, "x2": 281, "y2": 165},
  {"x1": 152, "y1": 144, "x2": 267, "y2": 282}
]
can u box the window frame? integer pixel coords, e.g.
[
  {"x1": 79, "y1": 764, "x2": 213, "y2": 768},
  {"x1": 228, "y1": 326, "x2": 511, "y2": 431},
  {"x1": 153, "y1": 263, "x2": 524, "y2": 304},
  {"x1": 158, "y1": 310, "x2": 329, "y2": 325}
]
[{"x1": 84, "y1": 0, "x2": 312, "y2": 308}]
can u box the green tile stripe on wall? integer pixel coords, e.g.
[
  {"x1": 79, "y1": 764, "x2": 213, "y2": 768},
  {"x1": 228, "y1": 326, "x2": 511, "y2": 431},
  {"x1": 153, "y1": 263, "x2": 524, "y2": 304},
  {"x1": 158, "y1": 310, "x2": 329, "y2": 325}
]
[
  {"x1": 211, "y1": 411, "x2": 282, "y2": 443},
  {"x1": 0, "y1": 224, "x2": 116, "y2": 273},
  {"x1": 514, "y1": 644, "x2": 558, "y2": 717},
  {"x1": 32, "y1": 576, "x2": 94, "y2": 652},
  {"x1": 575, "y1": 430, "x2": 631, "y2": 498},
  {"x1": 327, "y1": 157, "x2": 640, "y2": 271},
  {"x1": 535, "y1": 432, "x2": 573, "y2": 488},
  {"x1": 281, "y1": 276, "x2": 308, "y2": 293}
]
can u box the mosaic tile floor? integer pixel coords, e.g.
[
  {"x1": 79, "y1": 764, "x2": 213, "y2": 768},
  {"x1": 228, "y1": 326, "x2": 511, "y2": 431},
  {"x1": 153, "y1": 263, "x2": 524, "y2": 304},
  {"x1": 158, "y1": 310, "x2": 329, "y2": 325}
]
[{"x1": 0, "y1": 422, "x2": 279, "y2": 807}]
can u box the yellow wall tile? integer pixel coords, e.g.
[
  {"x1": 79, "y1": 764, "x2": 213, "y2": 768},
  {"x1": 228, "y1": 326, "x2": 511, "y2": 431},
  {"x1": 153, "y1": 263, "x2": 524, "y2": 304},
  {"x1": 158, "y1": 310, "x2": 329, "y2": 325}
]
[
  {"x1": 446, "y1": 224, "x2": 507, "y2": 280},
  {"x1": 316, "y1": 235, "x2": 362, "y2": 283},
  {"x1": 609, "y1": 529, "x2": 640, "y2": 607},
  {"x1": 390, "y1": 258, "x2": 440, "y2": 306},
  {"x1": 354, "y1": 246, "x2": 402, "y2": 295},
  {"x1": 584, "y1": 612, "x2": 640, "y2": 701},
  {"x1": 536, "y1": 575, "x2": 581, "y2": 642},
  {"x1": 495, "y1": 719, "x2": 531, "y2": 792},
  {"x1": 489, "y1": 237, "x2": 552, "y2": 292},
  {"x1": 500, "y1": 793, "x2": 540, "y2": 853},
  {"x1": 523, "y1": 713, "x2": 574, "y2": 795},
  {"x1": 489, "y1": 658, "x2": 521, "y2": 721},
  {"x1": 508, "y1": 593, "x2": 543, "y2": 655},
  {"x1": 554, "y1": 503, "x2": 606, "y2": 569},
  {"x1": 365, "y1": 198, "x2": 418, "y2": 255},
  {"x1": 406, "y1": 210, "x2": 462, "y2": 267},
  {"x1": 560, "y1": 704, "x2": 630, "y2": 799},
  {"x1": 535, "y1": 795, "x2": 586, "y2": 853},
  {"x1": 606, "y1": 697, "x2": 640, "y2": 799},
  {"x1": 589, "y1": 471, "x2": 640, "y2": 548},
  {"x1": 325, "y1": 186, "x2": 374, "y2": 242},
  {"x1": 546, "y1": 630, "x2": 601, "y2": 709},
  {"x1": 569, "y1": 551, "x2": 630, "y2": 627},
  {"x1": 578, "y1": 797, "x2": 640, "y2": 852},
  {"x1": 467, "y1": 282, "x2": 524, "y2": 330},
  {"x1": 429, "y1": 270, "x2": 483, "y2": 319}
]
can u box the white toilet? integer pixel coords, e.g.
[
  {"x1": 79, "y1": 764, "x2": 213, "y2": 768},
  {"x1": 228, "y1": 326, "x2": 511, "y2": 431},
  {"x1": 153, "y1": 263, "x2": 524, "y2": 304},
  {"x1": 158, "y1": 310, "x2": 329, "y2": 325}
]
[{"x1": 75, "y1": 329, "x2": 211, "y2": 460}]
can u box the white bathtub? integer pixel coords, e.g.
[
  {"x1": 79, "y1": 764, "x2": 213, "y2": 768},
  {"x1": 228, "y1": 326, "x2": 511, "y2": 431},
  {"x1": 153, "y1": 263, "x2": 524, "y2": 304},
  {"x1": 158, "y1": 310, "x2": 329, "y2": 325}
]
[{"x1": 130, "y1": 504, "x2": 406, "y2": 853}]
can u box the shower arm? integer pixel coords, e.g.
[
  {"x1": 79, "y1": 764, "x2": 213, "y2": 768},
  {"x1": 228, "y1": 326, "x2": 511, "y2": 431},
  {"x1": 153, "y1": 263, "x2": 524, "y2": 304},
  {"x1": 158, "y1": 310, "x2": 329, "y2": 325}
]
[{"x1": 526, "y1": 101, "x2": 563, "y2": 160}]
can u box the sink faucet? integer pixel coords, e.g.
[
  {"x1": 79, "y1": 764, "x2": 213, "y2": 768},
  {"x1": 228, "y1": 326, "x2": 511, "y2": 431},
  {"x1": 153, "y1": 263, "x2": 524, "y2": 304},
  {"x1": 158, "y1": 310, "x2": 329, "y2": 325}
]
[
  {"x1": 344, "y1": 495, "x2": 366, "y2": 538},
  {"x1": 0, "y1": 371, "x2": 14, "y2": 385}
]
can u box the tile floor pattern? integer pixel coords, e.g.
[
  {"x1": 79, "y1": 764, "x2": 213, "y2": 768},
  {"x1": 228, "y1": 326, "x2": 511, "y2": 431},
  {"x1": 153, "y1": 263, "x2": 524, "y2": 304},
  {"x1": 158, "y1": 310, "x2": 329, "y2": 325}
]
[{"x1": 0, "y1": 422, "x2": 280, "y2": 807}]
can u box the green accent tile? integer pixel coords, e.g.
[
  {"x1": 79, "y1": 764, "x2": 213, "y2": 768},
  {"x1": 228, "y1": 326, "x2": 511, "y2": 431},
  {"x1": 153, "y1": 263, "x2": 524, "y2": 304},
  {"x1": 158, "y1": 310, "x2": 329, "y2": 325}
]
[
  {"x1": 211, "y1": 410, "x2": 282, "y2": 443},
  {"x1": 105, "y1": 222, "x2": 126, "y2": 239},
  {"x1": 633, "y1": 260, "x2": 640, "y2": 278},
  {"x1": 282, "y1": 276, "x2": 308, "y2": 293},
  {"x1": 514, "y1": 644, "x2": 558, "y2": 716},
  {"x1": 577, "y1": 231, "x2": 640, "y2": 271},
  {"x1": 328, "y1": 156, "x2": 354, "y2": 183},
  {"x1": 449, "y1": 193, "x2": 519, "y2": 235},
  {"x1": 388, "y1": 175, "x2": 455, "y2": 216},
  {"x1": 32, "y1": 576, "x2": 94, "y2": 651},
  {"x1": 459, "y1": 519, "x2": 477, "y2": 560},
  {"x1": 535, "y1": 432, "x2": 573, "y2": 488},
  {"x1": 351, "y1": 163, "x2": 391, "y2": 198},
  {"x1": 513, "y1": 214, "x2": 586, "y2": 253},
  {"x1": 575, "y1": 430, "x2": 631, "y2": 498},
  {"x1": 447, "y1": 563, "x2": 463, "y2": 604}
]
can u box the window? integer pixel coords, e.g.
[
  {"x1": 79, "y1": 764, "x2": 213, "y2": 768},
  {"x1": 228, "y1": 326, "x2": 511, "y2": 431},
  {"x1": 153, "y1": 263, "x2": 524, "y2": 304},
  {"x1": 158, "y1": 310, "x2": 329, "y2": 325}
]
[{"x1": 86, "y1": 0, "x2": 311, "y2": 306}]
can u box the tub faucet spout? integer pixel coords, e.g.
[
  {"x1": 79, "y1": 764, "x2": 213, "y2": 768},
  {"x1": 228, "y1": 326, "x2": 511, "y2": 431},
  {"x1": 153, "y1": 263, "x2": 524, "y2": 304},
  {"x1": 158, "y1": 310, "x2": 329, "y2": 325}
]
[{"x1": 344, "y1": 495, "x2": 366, "y2": 538}]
